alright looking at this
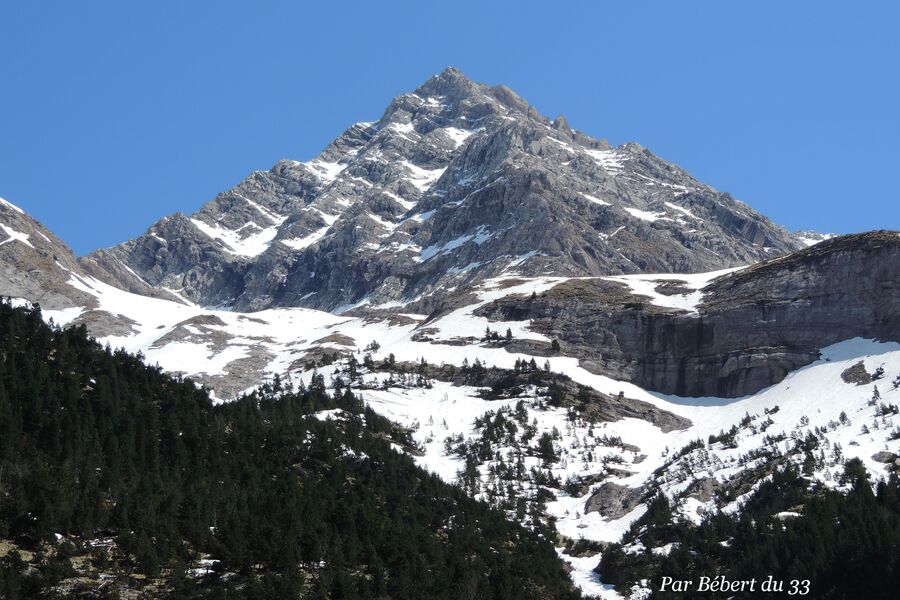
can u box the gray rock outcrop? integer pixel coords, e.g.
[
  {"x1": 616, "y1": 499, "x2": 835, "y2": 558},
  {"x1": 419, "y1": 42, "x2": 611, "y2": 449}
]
[
  {"x1": 477, "y1": 231, "x2": 900, "y2": 397},
  {"x1": 584, "y1": 483, "x2": 645, "y2": 519},
  {"x1": 0, "y1": 198, "x2": 98, "y2": 310},
  {"x1": 841, "y1": 361, "x2": 874, "y2": 385}
]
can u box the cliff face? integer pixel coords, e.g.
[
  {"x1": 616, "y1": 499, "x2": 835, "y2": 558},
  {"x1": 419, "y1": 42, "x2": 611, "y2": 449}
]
[{"x1": 478, "y1": 231, "x2": 900, "y2": 397}]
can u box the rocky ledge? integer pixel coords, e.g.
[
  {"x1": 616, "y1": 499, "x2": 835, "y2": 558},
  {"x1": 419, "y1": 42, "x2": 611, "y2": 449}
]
[{"x1": 477, "y1": 231, "x2": 900, "y2": 397}]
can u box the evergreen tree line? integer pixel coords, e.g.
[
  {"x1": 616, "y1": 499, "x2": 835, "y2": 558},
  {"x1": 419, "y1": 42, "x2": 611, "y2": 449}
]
[
  {"x1": 599, "y1": 461, "x2": 900, "y2": 599},
  {"x1": 0, "y1": 301, "x2": 580, "y2": 599}
]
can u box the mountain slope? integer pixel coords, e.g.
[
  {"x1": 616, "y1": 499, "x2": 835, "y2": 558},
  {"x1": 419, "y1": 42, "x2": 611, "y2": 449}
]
[
  {"x1": 80, "y1": 68, "x2": 803, "y2": 313},
  {"x1": 2, "y1": 69, "x2": 897, "y2": 599},
  {"x1": 0, "y1": 196, "x2": 95, "y2": 310},
  {"x1": 3, "y1": 190, "x2": 895, "y2": 401},
  {"x1": 3, "y1": 203, "x2": 899, "y2": 597},
  {"x1": 0, "y1": 300, "x2": 582, "y2": 599}
]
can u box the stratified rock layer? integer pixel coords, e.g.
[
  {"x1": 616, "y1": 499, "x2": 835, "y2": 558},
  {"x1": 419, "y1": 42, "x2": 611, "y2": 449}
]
[{"x1": 478, "y1": 231, "x2": 900, "y2": 397}]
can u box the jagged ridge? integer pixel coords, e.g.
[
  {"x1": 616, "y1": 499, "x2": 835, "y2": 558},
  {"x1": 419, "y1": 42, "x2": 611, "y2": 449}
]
[{"x1": 78, "y1": 67, "x2": 804, "y2": 312}]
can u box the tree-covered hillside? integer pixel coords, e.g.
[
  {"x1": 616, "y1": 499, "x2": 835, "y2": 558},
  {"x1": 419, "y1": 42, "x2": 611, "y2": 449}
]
[
  {"x1": 0, "y1": 300, "x2": 581, "y2": 599},
  {"x1": 598, "y1": 462, "x2": 900, "y2": 599}
]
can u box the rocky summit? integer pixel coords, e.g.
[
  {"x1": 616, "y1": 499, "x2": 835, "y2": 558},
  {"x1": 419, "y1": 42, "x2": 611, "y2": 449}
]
[{"x1": 78, "y1": 67, "x2": 803, "y2": 313}]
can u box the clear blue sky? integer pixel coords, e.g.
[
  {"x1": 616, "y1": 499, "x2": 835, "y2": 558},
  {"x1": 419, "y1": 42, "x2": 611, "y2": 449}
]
[{"x1": 1, "y1": 1, "x2": 897, "y2": 255}]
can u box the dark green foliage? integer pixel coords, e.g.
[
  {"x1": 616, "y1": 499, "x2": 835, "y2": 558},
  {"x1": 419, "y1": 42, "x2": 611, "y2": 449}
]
[
  {"x1": 0, "y1": 301, "x2": 580, "y2": 599},
  {"x1": 672, "y1": 439, "x2": 705, "y2": 460},
  {"x1": 598, "y1": 461, "x2": 900, "y2": 599},
  {"x1": 536, "y1": 433, "x2": 558, "y2": 465},
  {"x1": 708, "y1": 425, "x2": 739, "y2": 449}
]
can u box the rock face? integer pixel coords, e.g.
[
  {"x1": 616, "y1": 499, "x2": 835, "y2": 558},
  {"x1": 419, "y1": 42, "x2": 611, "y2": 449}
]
[
  {"x1": 584, "y1": 483, "x2": 645, "y2": 519},
  {"x1": 478, "y1": 231, "x2": 900, "y2": 397},
  {"x1": 683, "y1": 477, "x2": 721, "y2": 503},
  {"x1": 0, "y1": 197, "x2": 97, "y2": 310},
  {"x1": 0, "y1": 196, "x2": 189, "y2": 310},
  {"x1": 840, "y1": 361, "x2": 874, "y2": 385},
  {"x1": 80, "y1": 67, "x2": 803, "y2": 313},
  {"x1": 872, "y1": 451, "x2": 898, "y2": 464}
]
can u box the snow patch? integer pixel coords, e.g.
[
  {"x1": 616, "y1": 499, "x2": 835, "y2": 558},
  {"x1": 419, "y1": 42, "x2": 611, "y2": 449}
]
[
  {"x1": 366, "y1": 213, "x2": 396, "y2": 232},
  {"x1": 280, "y1": 225, "x2": 331, "y2": 251},
  {"x1": 0, "y1": 223, "x2": 34, "y2": 248},
  {"x1": 44, "y1": 306, "x2": 84, "y2": 326},
  {"x1": 190, "y1": 218, "x2": 280, "y2": 258},
  {"x1": 400, "y1": 161, "x2": 446, "y2": 192},
  {"x1": 420, "y1": 226, "x2": 493, "y2": 261},
  {"x1": 303, "y1": 158, "x2": 346, "y2": 184},
  {"x1": 798, "y1": 233, "x2": 837, "y2": 247},
  {"x1": 623, "y1": 207, "x2": 665, "y2": 222},
  {"x1": 146, "y1": 343, "x2": 249, "y2": 377},
  {"x1": 441, "y1": 127, "x2": 478, "y2": 148},
  {"x1": 504, "y1": 250, "x2": 545, "y2": 272},
  {"x1": 581, "y1": 192, "x2": 611, "y2": 206},
  {"x1": 603, "y1": 267, "x2": 744, "y2": 313},
  {"x1": 0, "y1": 197, "x2": 25, "y2": 214},
  {"x1": 585, "y1": 148, "x2": 625, "y2": 173},
  {"x1": 388, "y1": 121, "x2": 416, "y2": 136},
  {"x1": 664, "y1": 202, "x2": 701, "y2": 221}
]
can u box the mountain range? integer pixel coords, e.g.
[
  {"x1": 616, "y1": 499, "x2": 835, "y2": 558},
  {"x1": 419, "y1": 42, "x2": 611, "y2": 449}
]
[{"x1": 1, "y1": 68, "x2": 898, "y2": 598}]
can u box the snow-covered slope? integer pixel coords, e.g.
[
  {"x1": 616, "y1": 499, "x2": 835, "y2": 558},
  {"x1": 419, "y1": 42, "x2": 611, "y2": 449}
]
[
  {"x1": 2, "y1": 72, "x2": 896, "y2": 596},
  {"x1": 361, "y1": 339, "x2": 900, "y2": 598},
  {"x1": 9, "y1": 259, "x2": 899, "y2": 597}
]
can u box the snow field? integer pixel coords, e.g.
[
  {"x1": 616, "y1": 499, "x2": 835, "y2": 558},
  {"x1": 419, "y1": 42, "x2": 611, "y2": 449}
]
[{"x1": 37, "y1": 270, "x2": 900, "y2": 597}]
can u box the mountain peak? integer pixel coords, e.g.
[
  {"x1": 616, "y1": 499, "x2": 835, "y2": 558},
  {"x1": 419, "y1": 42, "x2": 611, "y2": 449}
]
[
  {"x1": 437, "y1": 65, "x2": 467, "y2": 81},
  {"x1": 79, "y1": 70, "x2": 806, "y2": 312},
  {"x1": 414, "y1": 66, "x2": 477, "y2": 99},
  {"x1": 433, "y1": 65, "x2": 471, "y2": 85},
  {"x1": 410, "y1": 67, "x2": 534, "y2": 120}
]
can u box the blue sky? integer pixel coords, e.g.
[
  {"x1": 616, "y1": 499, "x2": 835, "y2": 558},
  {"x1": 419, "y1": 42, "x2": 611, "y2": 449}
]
[{"x1": 1, "y1": 1, "x2": 897, "y2": 255}]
